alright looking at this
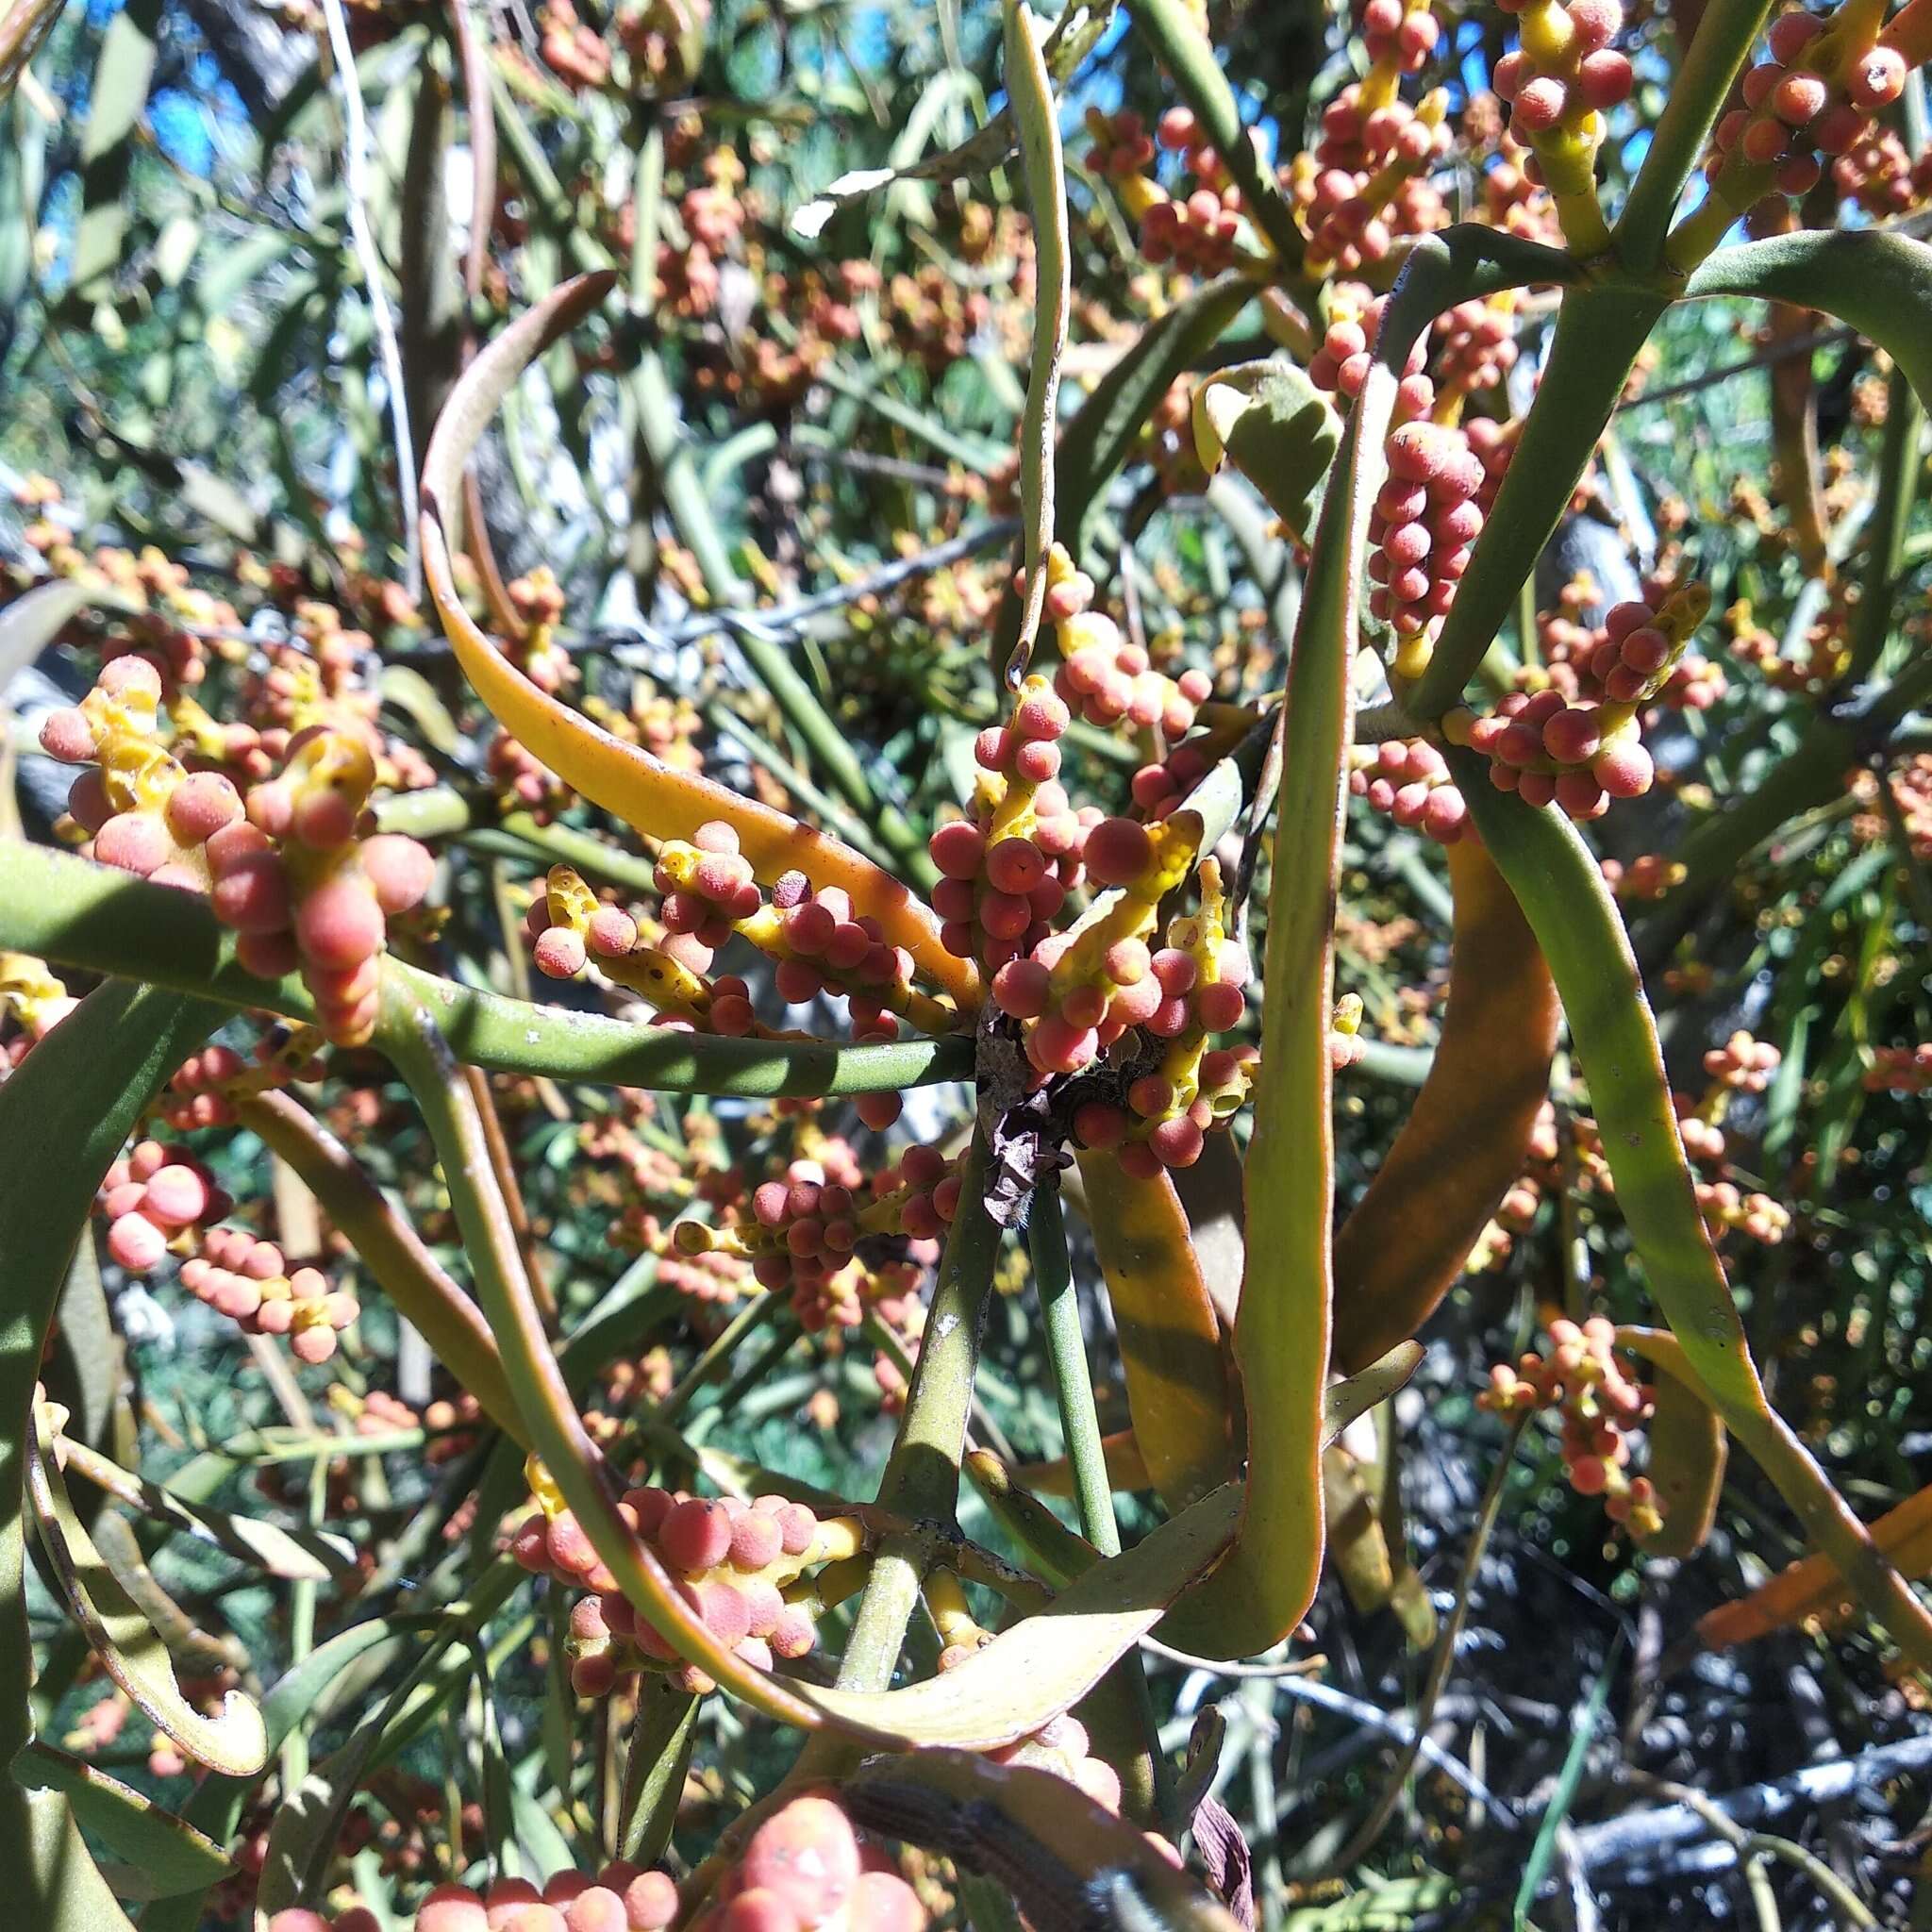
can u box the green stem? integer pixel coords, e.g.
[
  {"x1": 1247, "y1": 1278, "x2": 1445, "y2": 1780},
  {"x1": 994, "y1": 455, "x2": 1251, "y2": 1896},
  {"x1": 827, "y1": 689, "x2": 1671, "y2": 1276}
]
[
  {"x1": 1407, "y1": 286, "x2": 1665, "y2": 720},
  {"x1": 0, "y1": 841, "x2": 972, "y2": 1096},
  {"x1": 1613, "y1": 0, "x2": 1776, "y2": 275},
  {"x1": 1028, "y1": 1185, "x2": 1119, "y2": 1558},
  {"x1": 656, "y1": 1291, "x2": 790, "y2": 1426}
]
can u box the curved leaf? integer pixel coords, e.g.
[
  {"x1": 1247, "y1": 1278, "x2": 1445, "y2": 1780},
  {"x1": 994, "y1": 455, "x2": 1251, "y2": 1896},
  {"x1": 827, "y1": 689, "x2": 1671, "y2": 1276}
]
[
  {"x1": 391, "y1": 988, "x2": 1237, "y2": 1748},
  {"x1": 1331, "y1": 841, "x2": 1558, "y2": 1373},
  {"x1": 26, "y1": 1402, "x2": 267, "y2": 1778},
  {"x1": 416, "y1": 274, "x2": 980, "y2": 1009},
  {"x1": 1454, "y1": 756, "x2": 1932, "y2": 1671},
  {"x1": 55, "y1": 1436, "x2": 354, "y2": 1584},
  {"x1": 0, "y1": 982, "x2": 220, "y2": 1920},
  {"x1": 1687, "y1": 229, "x2": 1932, "y2": 418},
  {"x1": 1075, "y1": 1154, "x2": 1235, "y2": 1514},
  {"x1": 1194, "y1": 357, "x2": 1342, "y2": 546},
  {"x1": 0, "y1": 579, "x2": 89, "y2": 685},
  {"x1": 1633, "y1": 1351, "x2": 1728, "y2": 1562},
  {"x1": 843, "y1": 1748, "x2": 1243, "y2": 1932},
  {"x1": 11, "y1": 1743, "x2": 230, "y2": 1900}
]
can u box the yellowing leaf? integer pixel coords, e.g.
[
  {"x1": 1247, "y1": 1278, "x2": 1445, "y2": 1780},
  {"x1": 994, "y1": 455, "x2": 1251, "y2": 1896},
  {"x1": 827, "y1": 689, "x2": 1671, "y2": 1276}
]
[
  {"x1": 1332, "y1": 841, "x2": 1557, "y2": 1373},
  {"x1": 1076, "y1": 1155, "x2": 1235, "y2": 1514},
  {"x1": 417, "y1": 273, "x2": 979, "y2": 1011}
]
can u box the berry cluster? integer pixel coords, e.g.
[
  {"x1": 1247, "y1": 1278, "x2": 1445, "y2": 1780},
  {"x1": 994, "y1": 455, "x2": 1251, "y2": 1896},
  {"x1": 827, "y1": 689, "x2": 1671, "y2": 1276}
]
[
  {"x1": 689, "y1": 1791, "x2": 927, "y2": 1932},
  {"x1": 1445, "y1": 582, "x2": 1711, "y2": 818},
  {"x1": 1432, "y1": 294, "x2": 1520, "y2": 397},
  {"x1": 267, "y1": 1858, "x2": 678, "y2": 1932},
  {"x1": 512, "y1": 1467, "x2": 854, "y2": 1695},
  {"x1": 1833, "y1": 125, "x2": 1932, "y2": 214},
  {"x1": 1703, "y1": 1030, "x2": 1781, "y2": 1094},
  {"x1": 42, "y1": 659, "x2": 438, "y2": 1046},
  {"x1": 1293, "y1": 84, "x2": 1452, "y2": 275},
  {"x1": 1086, "y1": 107, "x2": 1246, "y2": 271},
  {"x1": 182, "y1": 1228, "x2": 359, "y2": 1363},
  {"x1": 1347, "y1": 738, "x2": 1472, "y2": 845},
  {"x1": 1480, "y1": 1317, "x2": 1665, "y2": 1538},
  {"x1": 99, "y1": 1141, "x2": 228, "y2": 1273},
  {"x1": 1050, "y1": 569, "x2": 1214, "y2": 742},
  {"x1": 1865, "y1": 1043, "x2": 1932, "y2": 1094},
  {"x1": 0, "y1": 950, "x2": 75, "y2": 1072},
  {"x1": 158, "y1": 1028, "x2": 326, "y2": 1131},
  {"x1": 671, "y1": 1145, "x2": 952, "y2": 1330},
  {"x1": 1491, "y1": 0, "x2": 1634, "y2": 248},
  {"x1": 1369, "y1": 423, "x2": 1489, "y2": 666},
  {"x1": 1680, "y1": 1, "x2": 1910, "y2": 248}
]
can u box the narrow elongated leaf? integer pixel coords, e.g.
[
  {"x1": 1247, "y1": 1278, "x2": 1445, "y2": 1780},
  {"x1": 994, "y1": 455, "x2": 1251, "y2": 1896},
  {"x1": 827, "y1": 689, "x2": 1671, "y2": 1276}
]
[
  {"x1": 26, "y1": 1403, "x2": 268, "y2": 1778},
  {"x1": 1331, "y1": 841, "x2": 1558, "y2": 1372},
  {"x1": 1001, "y1": 0, "x2": 1072, "y2": 679},
  {"x1": 12, "y1": 1743, "x2": 230, "y2": 1899},
  {"x1": 1176, "y1": 320, "x2": 1393, "y2": 1662},
  {"x1": 0, "y1": 580, "x2": 89, "y2": 684},
  {"x1": 1456, "y1": 758, "x2": 1932, "y2": 1671},
  {"x1": 1060, "y1": 274, "x2": 1254, "y2": 548},
  {"x1": 416, "y1": 274, "x2": 979, "y2": 1008},
  {"x1": 56, "y1": 1437, "x2": 354, "y2": 1582},
  {"x1": 1687, "y1": 229, "x2": 1932, "y2": 418},
  {"x1": 1075, "y1": 1155, "x2": 1234, "y2": 1513},
  {"x1": 0, "y1": 982, "x2": 221, "y2": 1921},
  {"x1": 844, "y1": 1749, "x2": 1242, "y2": 1931}
]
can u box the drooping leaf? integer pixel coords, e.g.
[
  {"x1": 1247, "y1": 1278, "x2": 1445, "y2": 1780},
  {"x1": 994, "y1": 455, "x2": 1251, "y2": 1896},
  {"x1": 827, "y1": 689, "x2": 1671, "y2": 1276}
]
[
  {"x1": 1331, "y1": 841, "x2": 1558, "y2": 1373},
  {"x1": 416, "y1": 273, "x2": 979, "y2": 1008},
  {"x1": 1456, "y1": 756, "x2": 1932, "y2": 1671},
  {"x1": 1631, "y1": 1344, "x2": 1728, "y2": 1561},
  {"x1": 1194, "y1": 358, "x2": 1342, "y2": 547},
  {"x1": 0, "y1": 981, "x2": 222, "y2": 1921},
  {"x1": 0, "y1": 579, "x2": 89, "y2": 685},
  {"x1": 1075, "y1": 1155, "x2": 1235, "y2": 1514},
  {"x1": 25, "y1": 1401, "x2": 268, "y2": 1779}
]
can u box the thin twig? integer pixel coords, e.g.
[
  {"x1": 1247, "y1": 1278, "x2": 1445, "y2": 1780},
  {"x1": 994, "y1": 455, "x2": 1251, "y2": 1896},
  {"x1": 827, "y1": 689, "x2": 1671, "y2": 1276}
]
[{"x1": 319, "y1": 0, "x2": 423, "y2": 596}]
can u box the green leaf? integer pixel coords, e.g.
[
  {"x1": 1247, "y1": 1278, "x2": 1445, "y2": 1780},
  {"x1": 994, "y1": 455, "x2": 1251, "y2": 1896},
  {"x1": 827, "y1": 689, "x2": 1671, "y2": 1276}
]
[
  {"x1": 0, "y1": 579, "x2": 89, "y2": 685},
  {"x1": 1193, "y1": 357, "x2": 1342, "y2": 546},
  {"x1": 25, "y1": 1401, "x2": 268, "y2": 1778},
  {"x1": 1454, "y1": 755, "x2": 1932, "y2": 1672},
  {"x1": 1687, "y1": 229, "x2": 1932, "y2": 418},
  {"x1": 12, "y1": 1743, "x2": 231, "y2": 1900},
  {"x1": 1059, "y1": 275, "x2": 1255, "y2": 552},
  {"x1": 0, "y1": 980, "x2": 221, "y2": 1920},
  {"x1": 1512, "y1": 1632, "x2": 1625, "y2": 1930}
]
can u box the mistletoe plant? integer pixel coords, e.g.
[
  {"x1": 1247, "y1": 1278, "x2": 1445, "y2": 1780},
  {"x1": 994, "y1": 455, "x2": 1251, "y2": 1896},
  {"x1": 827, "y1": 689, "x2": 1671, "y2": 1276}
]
[{"x1": 4, "y1": 0, "x2": 1932, "y2": 1922}]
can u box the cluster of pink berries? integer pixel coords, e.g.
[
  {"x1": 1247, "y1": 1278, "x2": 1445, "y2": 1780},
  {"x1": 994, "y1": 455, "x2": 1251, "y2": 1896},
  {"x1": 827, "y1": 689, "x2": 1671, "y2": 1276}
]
[
  {"x1": 1704, "y1": 1030, "x2": 1781, "y2": 1093},
  {"x1": 1834, "y1": 125, "x2": 1932, "y2": 213},
  {"x1": 690, "y1": 1791, "x2": 927, "y2": 1932},
  {"x1": 1086, "y1": 107, "x2": 1246, "y2": 270},
  {"x1": 513, "y1": 1473, "x2": 841, "y2": 1696},
  {"x1": 1491, "y1": 0, "x2": 1634, "y2": 148},
  {"x1": 181, "y1": 1228, "x2": 358, "y2": 1363},
  {"x1": 1696, "y1": 1178, "x2": 1791, "y2": 1245},
  {"x1": 99, "y1": 1140, "x2": 229, "y2": 1273},
  {"x1": 1445, "y1": 583, "x2": 1710, "y2": 818},
  {"x1": 1709, "y1": 9, "x2": 1907, "y2": 209},
  {"x1": 1358, "y1": 0, "x2": 1442, "y2": 73},
  {"x1": 157, "y1": 1031, "x2": 326, "y2": 1130},
  {"x1": 1432, "y1": 295, "x2": 1520, "y2": 396},
  {"x1": 1348, "y1": 739, "x2": 1472, "y2": 845},
  {"x1": 42, "y1": 658, "x2": 433, "y2": 1046},
  {"x1": 206, "y1": 728, "x2": 436, "y2": 1045},
  {"x1": 1368, "y1": 423, "x2": 1489, "y2": 652},
  {"x1": 267, "y1": 1858, "x2": 678, "y2": 1932},
  {"x1": 1295, "y1": 87, "x2": 1452, "y2": 274},
  {"x1": 1050, "y1": 579, "x2": 1213, "y2": 744},
  {"x1": 1599, "y1": 854, "x2": 1685, "y2": 901},
  {"x1": 1480, "y1": 1317, "x2": 1664, "y2": 1538},
  {"x1": 1866, "y1": 1043, "x2": 1932, "y2": 1094},
  {"x1": 672, "y1": 1149, "x2": 950, "y2": 1331}
]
